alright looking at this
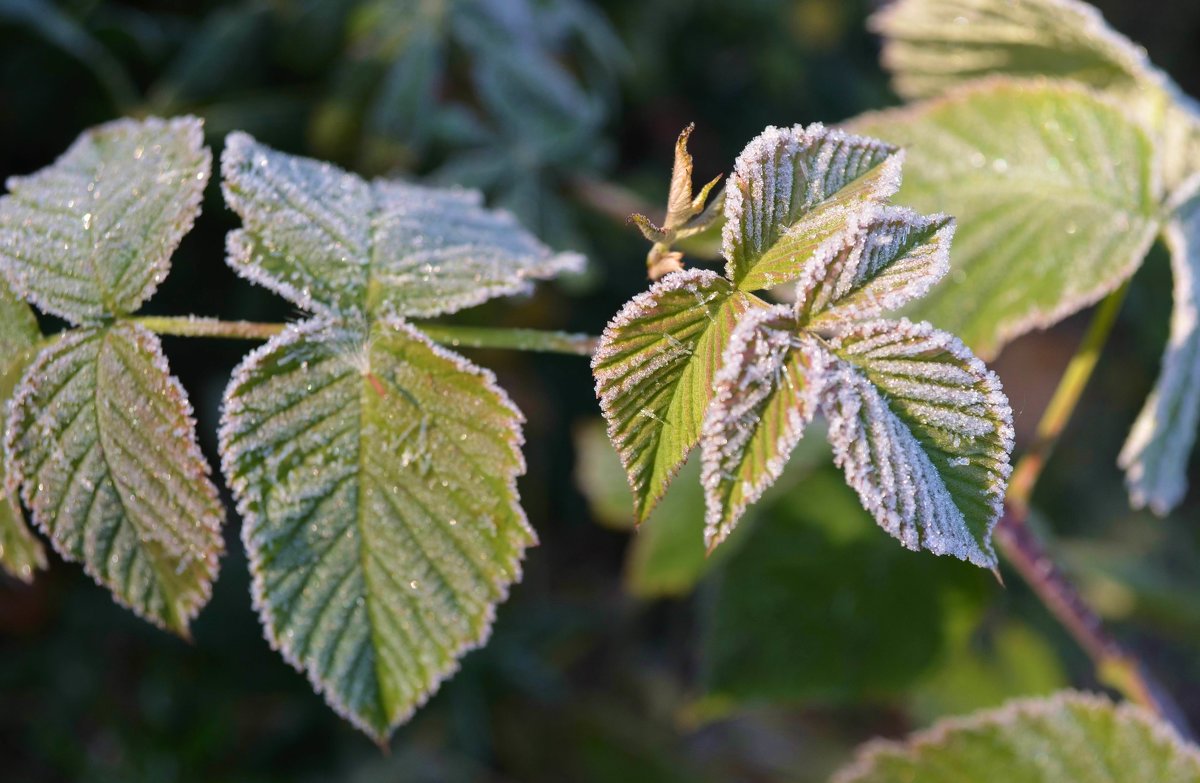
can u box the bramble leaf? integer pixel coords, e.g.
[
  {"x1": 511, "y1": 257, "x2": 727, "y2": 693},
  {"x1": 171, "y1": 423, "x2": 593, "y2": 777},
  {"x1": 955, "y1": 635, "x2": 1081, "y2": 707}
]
[
  {"x1": 220, "y1": 317, "x2": 534, "y2": 743},
  {"x1": 852, "y1": 80, "x2": 1160, "y2": 358},
  {"x1": 5, "y1": 323, "x2": 224, "y2": 634},
  {"x1": 700, "y1": 306, "x2": 825, "y2": 549},
  {"x1": 0, "y1": 116, "x2": 210, "y2": 324},
  {"x1": 1120, "y1": 196, "x2": 1200, "y2": 515},
  {"x1": 833, "y1": 691, "x2": 1200, "y2": 783},
  {"x1": 221, "y1": 132, "x2": 583, "y2": 320},
  {"x1": 723, "y1": 124, "x2": 901, "y2": 291},
  {"x1": 593, "y1": 269, "x2": 761, "y2": 523},
  {"x1": 821, "y1": 319, "x2": 1013, "y2": 567},
  {"x1": 0, "y1": 278, "x2": 45, "y2": 582}
]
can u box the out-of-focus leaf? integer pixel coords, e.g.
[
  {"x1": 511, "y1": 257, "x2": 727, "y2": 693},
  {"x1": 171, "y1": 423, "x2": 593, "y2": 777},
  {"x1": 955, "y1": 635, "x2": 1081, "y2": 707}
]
[
  {"x1": 0, "y1": 116, "x2": 211, "y2": 324},
  {"x1": 5, "y1": 324, "x2": 224, "y2": 635},
  {"x1": 220, "y1": 316, "x2": 535, "y2": 743},
  {"x1": 221, "y1": 133, "x2": 583, "y2": 320},
  {"x1": 851, "y1": 80, "x2": 1161, "y2": 358},
  {"x1": 0, "y1": 278, "x2": 44, "y2": 582},
  {"x1": 701, "y1": 467, "x2": 984, "y2": 706},
  {"x1": 833, "y1": 691, "x2": 1200, "y2": 783}
]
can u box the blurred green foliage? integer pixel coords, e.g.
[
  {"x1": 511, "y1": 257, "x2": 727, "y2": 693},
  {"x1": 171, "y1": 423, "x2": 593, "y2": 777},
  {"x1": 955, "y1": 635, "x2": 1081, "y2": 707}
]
[{"x1": 2, "y1": 0, "x2": 1200, "y2": 781}]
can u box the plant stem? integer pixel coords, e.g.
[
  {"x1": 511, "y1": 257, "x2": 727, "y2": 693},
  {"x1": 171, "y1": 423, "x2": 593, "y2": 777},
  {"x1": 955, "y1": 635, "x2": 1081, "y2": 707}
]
[
  {"x1": 133, "y1": 316, "x2": 598, "y2": 356},
  {"x1": 993, "y1": 284, "x2": 1193, "y2": 736}
]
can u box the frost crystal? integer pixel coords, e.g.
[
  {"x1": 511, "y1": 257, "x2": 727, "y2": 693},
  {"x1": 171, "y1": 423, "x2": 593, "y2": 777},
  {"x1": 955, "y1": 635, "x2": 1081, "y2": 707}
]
[
  {"x1": 222, "y1": 133, "x2": 583, "y2": 320},
  {"x1": 0, "y1": 116, "x2": 210, "y2": 324}
]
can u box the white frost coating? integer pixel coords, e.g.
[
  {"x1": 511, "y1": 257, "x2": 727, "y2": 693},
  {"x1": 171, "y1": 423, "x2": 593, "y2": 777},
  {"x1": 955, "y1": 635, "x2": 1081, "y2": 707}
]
[
  {"x1": 833, "y1": 691, "x2": 1200, "y2": 783},
  {"x1": 219, "y1": 315, "x2": 534, "y2": 743},
  {"x1": 821, "y1": 318, "x2": 1013, "y2": 567},
  {"x1": 722, "y1": 123, "x2": 900, "y2": 286},
  {"x1": 1119, "y1": 202, "x2": 1200, "y2": 514},
  {"x1": 0, "y1": 116, "x2": 210, "y2": 324},
  {"x1": 795, "y1": 206, "x2": 954, "y2": 322},
  {"x1": 5, "y1": 323, "x2": 224, "y2": 635},
  {"x1": 222, "y1": 132, "x2": 583, "y2": 320},
  {"x1": 700, "y1": 305, "x2": 827, "y2": 550}
]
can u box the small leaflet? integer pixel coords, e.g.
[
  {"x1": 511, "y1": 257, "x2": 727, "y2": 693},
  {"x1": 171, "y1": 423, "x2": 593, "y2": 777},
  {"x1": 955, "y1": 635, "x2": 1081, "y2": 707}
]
[
  {"x1": 5, "y1": 323, "x2": 224, "y2": 634},
  {"x1": 700, "y1": 306, "x2": 826, "y2": 549},
  {"x1": 0, "y1": 116, "x2": 211, "y2": 323},
  {"x1": 222, "y1": 133, "x2": 583, "y2": 320},
  {"x1": 220, "y1": 316, "x2": 534, "y2": 743},
  {"x1": 833, "y1": 691, "x2": 1200, "y2": 783},
  {"x1": 1119, "y1": 198, "x2": 1200, "y2": 514},
  {"x1": 820, "y1": 319, "x2": 1012, "y2": 567}
]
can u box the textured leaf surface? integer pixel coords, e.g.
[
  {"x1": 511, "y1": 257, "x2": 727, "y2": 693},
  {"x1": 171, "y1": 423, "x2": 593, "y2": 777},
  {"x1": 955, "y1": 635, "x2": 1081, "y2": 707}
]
[
  {"x1": 220, "y1": 317, "x2": 534, "y2": 742},
  {"x1": 0, "y1": 116, "x2": 210, "y2": 323},
  {"x1": 822, "y1": 319, "x2": 1013, "y2": 567},
  {"x1": 592, "y1": 269, "x2": 760, "y2": 523},
  {"x1": 834, "y1": 691, "x2": 1200, "y2": 783},
  {"x1": 0, "y1": 278, "x2": 45, "y2": 581},
  {"x1": 1120, "y1": 197, "x2": 1200, "y2": 514},
  {"x1": 222, "y1": 132, "x2": 582, "y2": 320},
  {"x1": 5, "y1": 323, "x2": 224, "y2": 633},
  {"x1": 723, "y1": 124, "x2": 900, "y2": 291},
  {"x1": 852, "y1": 81, "x2": 1160, "y2": 357},
  {"x1": 871, "y1": 0, "x2": 1162, "y2": 102},
  {"x1": 700, "y1": 306, "x2": 825, "y2": 549}
]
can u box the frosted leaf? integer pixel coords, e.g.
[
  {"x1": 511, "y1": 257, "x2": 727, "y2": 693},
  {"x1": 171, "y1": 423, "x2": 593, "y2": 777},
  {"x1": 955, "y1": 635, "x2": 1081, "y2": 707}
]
[
  {"x1": 796, "y1": 207, "x2": 954, "y2": 324},
  {"x1": 220, "y1": 316, "x2": 534, "y2": 743},
  {"x1": 0, "y1": 278, "x2": 46, "y2": 582},
  {"x1": 834, "y1": 691, "x2": 1200, "y2": 783},
  {"x1": 851, "y1": 80, "x2": 1160, "y2": 358},
  {"x1": 700, "y1": 306, "x2": 826, "y2": 550},
  {"x1": 1119, "y1": 197, "x2": 1200, "y2": 514},
  {"x1": 5, "y1": 323, "x2": 224, "y2": 634},
  {"x1": 871, "y1": 0, "x2": 1200, "y2": 196},
  {"x1": 592, "y1": 269, "x2": 762, "y2": 523},
  {"x1": 0, "y1": 116, "x2": 210, "y2": 324},
  {"x1": 221, "y1": 133, "x2": 583, "y2": 320},
  {"x1": 722, "y1": 123, "x2": 901, "y2": 291},
  {"x1": 821, "y1": 318, "x2": 1013, "y2": 567}
]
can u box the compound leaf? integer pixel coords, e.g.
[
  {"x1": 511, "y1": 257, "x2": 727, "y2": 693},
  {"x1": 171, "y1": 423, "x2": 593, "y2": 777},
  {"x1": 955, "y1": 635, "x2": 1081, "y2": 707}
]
[
  {"x1": 852, "y1": 80, "x2": 1160, "y2": 358},
  {"x1": 822, "y1": 318, "x2": 1012, "y2": 567},
  {"x1": 0, "y1": 116, "x2": 210, "y2": 324},
  {"x1": 592, "y1": 269, "x2": 761, "y2": 523},
  {"x1": 1120, "y1": 197, "x2": 1200, "y2": 514},
  {"x1": 723, "y1": 124, "x2": 901, "y2": 292},
  {"x1": 5, "y1": 323, "x2": 224, "y2": 634},
  {"x1": 700, "y1": 306, "x2": 825, "y2": 549},
  {"x1": 220, "y1": 316, "x2": 534, "y2": 742},
  {"x1": 0, "y1": 278, "x2": 45, "y2": 582},
  {"x1": 833, "y1": 691, "x2": 1200, "y2": 783},
  {"x1": 221, "y1": 132, "x2": 582, "y2": 320}
]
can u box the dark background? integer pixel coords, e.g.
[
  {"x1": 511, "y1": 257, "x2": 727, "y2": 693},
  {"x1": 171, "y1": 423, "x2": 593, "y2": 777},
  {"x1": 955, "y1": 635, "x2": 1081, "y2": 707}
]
[{"x1": 2, "y1": 1, "x2": 1200, "y2": 781}]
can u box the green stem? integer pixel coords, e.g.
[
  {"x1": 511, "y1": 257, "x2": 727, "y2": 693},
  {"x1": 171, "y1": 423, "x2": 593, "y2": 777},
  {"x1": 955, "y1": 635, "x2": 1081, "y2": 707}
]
[
  {"x1": 993, "y1": 284, "x2": 1192, "y2": 736},
  {"x1": 133, "y1": 316, "x2": 598, "y2": 357}
]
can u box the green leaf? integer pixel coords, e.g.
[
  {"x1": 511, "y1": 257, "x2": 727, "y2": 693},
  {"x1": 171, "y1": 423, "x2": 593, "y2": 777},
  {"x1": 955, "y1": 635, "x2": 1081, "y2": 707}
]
[
  {"x1": 723, "y1": 124, "x2": 901, "y2": 292},
  {"x1": 5, "y1": 323, "x2": 224, "y2": 634},
  {"x1": 220, "y1": 316, "x2": 535, "y2": 742},
  {"x1": 833, "y1": 691, "x2": 1200, "y2": 783},
  {"x1": 0, "y1": 278, "x2": 45, "y2": 582},
  {"x1": 824, "y1": 318, "x2": 1013, "y2": 567},
  {"x1": 592, "y1": 269, "x2": 761, "y2": 523},
  {"x1": 851, "y1": 81, "x2": 1161, "y2": 358},
  {"x1": 700, "y1": 306, "x2": 825, "y2": 549},
  {"x1": 221, "y1": 132, "x2": 582, "y2": 320},
  {"x1": 1119, "y1": 196, "x2": 1200, "y2": 514},
  {"x1": 870, "y1": 0, "x2": 1163, "y2": 104},
  {"x1": 0, "y1": 116, "x2": 210, "y2": 324}
]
